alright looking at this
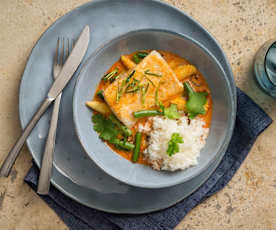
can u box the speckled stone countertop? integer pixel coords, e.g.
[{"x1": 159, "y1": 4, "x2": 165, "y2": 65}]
[{"x1": 0, "y1": 0, "x2": 276, "y2": 229}]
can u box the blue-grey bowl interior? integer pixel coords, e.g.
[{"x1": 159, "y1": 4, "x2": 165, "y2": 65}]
[{"x1": 73, "y1": 29, "x2": 235, "y2": 189}]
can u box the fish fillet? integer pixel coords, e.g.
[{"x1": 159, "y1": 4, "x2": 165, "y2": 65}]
[{"x1": 103, "y1": 50, "x2": 183, "y2": 127}]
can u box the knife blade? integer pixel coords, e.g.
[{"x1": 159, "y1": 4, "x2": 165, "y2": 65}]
[
  {"x1": 48, "y1": 25, "x2": 90, "y2": 99},
  {"x1": 0, "y1": 25, "x2": 90, "y2": 177}
]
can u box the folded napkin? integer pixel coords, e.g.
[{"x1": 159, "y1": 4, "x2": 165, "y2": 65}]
[{"x1": 25, "y1": 88, "x2": 272, "y2": 230}]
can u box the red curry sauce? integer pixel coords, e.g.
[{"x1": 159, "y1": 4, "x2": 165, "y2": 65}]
[{"x1": 93, "y1": 50, "x2": 212, "y2": 164}]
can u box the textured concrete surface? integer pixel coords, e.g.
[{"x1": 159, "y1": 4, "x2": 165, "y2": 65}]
[{"x1": 0, "y1": 0, "x2": 276, "y2": 229}]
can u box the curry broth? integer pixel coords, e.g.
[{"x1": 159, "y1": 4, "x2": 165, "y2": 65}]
[{"x1": 93, "y1": 50, "x2": 212, "y2": 164}]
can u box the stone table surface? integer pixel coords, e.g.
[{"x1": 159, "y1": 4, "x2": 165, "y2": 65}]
[{"x1": 0, "y1": 0, "x2": 276, "y2": 229}]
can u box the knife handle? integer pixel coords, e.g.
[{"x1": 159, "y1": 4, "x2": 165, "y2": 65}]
[
  {"x1": 37, "y1": 93, "x2": 62, "y2": 195},
  {"x1": 0, "y1": 97, "x2": 53, "y2": 177}
]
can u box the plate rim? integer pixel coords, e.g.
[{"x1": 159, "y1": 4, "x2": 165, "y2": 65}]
[
  {"x1": 72, "y1": 28, "x2": 236, "y2": 189},
  {"x1": 18, "y1": 0, "x2": 237, "y2": 213},
  {"x1": 51, "y1": 141, "x2": 227, "y2": 214}
]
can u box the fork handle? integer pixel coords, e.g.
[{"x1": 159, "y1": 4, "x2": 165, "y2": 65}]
[
  {"x1": 0, "y1": 97, "x2": 53, "y2": 177},
  {"x1": 37, "y1": 93, "x2": 62, "y2": 195}
]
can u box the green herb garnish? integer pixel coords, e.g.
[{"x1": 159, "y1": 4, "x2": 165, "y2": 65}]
[
  {"x1": 92, "y1": 114, "x2": 119, "y2": 141},
  {"x1": 103, "y1": 67, "x2": 118, "y2": 82},
  {"x1": 92, "y1": 114, "x2": 134, "y2": 151},
  {"x1": 96, "y1": 90, "x2": 104, "y2": 100},
  {"x1": 137, "y1": 52, "x2": 148, "y2": 59},
  {"x1": 133, "y1": 54, "x2": 140, "y2": 64},
  {"x1": 110, "y1": 73, "x2": 120, "y2": 83},
  {"x1": 163, "y1": 104, "x2": 180, "y2": 119},
  {"x1": 144, "y1": 69, "x2": 162, "y2": 77},
  {"x1": 133, "y1": 52, "x2": 148, "y2": 64},
  {"x1": 116, "y1": 82, "x2": 124, "y2": 103},
  {"x1": 125, "y1": 86, "x2": 140, "y2": 93},
  {"x1": 141, "y1": 83, "x2": 149, "y2": 105},
  {"x1": 167, "y1": 133, "x2": 184, "y2": 156},
  {"x1": 126, "y1": 70, "x2": 135, "y2": 83},
  {"x1": 144, "y1": 75, "x2": 156, "y2": 87},
  {"x1": 184, "y1": 82, "x2": 208, "y2": 119},
  {"x1": 125, "y1": 78, "x2": 140, "y2": 93},
  {"x1": 155, "y1": 82, "x2": 161, "y2": 106}
]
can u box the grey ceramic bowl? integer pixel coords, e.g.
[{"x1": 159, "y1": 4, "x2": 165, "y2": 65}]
[{"x1": 73, "y1": 29, "x2": 236, "y2": 189}]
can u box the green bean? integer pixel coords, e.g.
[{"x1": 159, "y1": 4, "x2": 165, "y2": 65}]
[
  {"x1": 132, "y1": 132, "x2": 142, "y2": 162},
  {"x1": 96, "y1": 90, "x2": 104, "y2": 100},
  {"x1": 109, "y1": 114, "x2": 132, "y2": 137},
  {"x1": 133, "y1": 110, "x2": 162, "y2": 118},
  {"x1": 133, "y1": 54, "x2": 140, "y2": 64},
  {"x1": 112, "y1": 139, "x2": 134, "y2": 151}
]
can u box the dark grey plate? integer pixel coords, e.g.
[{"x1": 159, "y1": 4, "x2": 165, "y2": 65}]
[{"x1": 19, "y1": 0, "x2": 236, "y2": 213}]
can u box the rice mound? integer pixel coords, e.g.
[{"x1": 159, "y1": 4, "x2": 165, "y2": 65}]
[{"x1": 143, "y1": 116, "x2": 209, "y2": 171}]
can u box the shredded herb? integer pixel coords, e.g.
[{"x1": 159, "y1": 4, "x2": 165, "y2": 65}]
[
  {"x1": 155, "y1": 82, "x2": 161, "y2": 106},
  {"x1": 125, "y1": 78, "x2": 140, "y2": 93},
  {"x1": 144, "y1": 69, "x2": 162, "y2": 77},
  {"x1": 184, "y1": 82, "x2": 208, "y2": 119},
  {"x1": 167, "y1": 133, "x2": 184, "y2": 156},
  {"x1": 103, "y1": 67, "x2": 118, "y2": 82},
  {"x1": 143, "y1": 75, "x2": 156, "y2": 87},
  {"x1": 125, "y1": 86, "x2": 140, "y2": 93},
  {"x1": 110, "y1": 73, "x2": 120, "y2": 83},
  {"x1": 116, "y1": 82, "x2": 123, "y2": 103},
  {"x1": 141, "y1": 83, "x2": 149, "y2": 105},
  {"x1": 126, "y1": 70, "x2": 135, "y2": 83}
]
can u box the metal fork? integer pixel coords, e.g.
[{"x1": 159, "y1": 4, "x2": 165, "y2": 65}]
[{"x1": 37, "y1": 38, "x2": 73, "y2": 195}]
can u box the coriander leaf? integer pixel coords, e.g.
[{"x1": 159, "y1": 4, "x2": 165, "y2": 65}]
[
  {"x1": 137, "y1": 52, "x2": 148, "y2": 59},
  {"x1": 92, "y1": 114, "x2": 119, "y2": 141},
  {"x1": 92, "y1": 114, "x2": 105, "y2": 133},
  {"x1": 164, "y1": 104, "x2": 181, "y2": 119},
  {"x1": 133, "y1": 54, "x2": 140, "y2": 64},
  {"x1": 184, "y1": 82, "x2": 208, "y2": 119},
  {"x1": 167, "y1": 133, "x2": 184, "y2": 156}
]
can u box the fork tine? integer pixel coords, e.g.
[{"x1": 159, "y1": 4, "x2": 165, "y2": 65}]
[
  {"x1": 66, "y1": 38, "x2": 70, "y2": 59},
  {"x1": 61, "y1": 37, "x2": 65, "y2": 65},
  {"x1": 54, "y1": 37, "x2": 60, "y2": 66}
]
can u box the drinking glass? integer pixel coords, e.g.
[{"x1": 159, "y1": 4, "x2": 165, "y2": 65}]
[{"x1": 254, "y1": 39, "x2": 276, "y2": 97}]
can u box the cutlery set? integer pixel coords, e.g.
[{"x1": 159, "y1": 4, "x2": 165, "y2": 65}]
[{"x1": 0, "y1": 25, "x2": 90, "y2": 195}]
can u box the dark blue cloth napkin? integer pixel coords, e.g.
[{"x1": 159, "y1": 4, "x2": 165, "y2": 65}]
[{"x1": 24, "y1": 88, "x2": 272, "y2": 230}]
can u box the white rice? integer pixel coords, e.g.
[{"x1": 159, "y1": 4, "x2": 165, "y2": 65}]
[{"x1": 143, "y1": 116, "x2": 209, "y2": 171}]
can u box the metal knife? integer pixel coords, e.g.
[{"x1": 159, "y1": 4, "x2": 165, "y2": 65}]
[{"x1": 0, "y1": 25, "x2": 90, "y2": 177}]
